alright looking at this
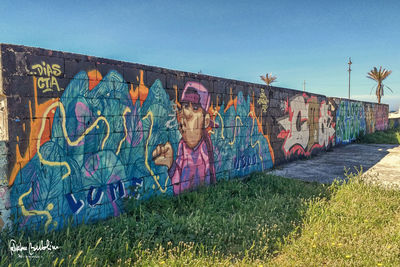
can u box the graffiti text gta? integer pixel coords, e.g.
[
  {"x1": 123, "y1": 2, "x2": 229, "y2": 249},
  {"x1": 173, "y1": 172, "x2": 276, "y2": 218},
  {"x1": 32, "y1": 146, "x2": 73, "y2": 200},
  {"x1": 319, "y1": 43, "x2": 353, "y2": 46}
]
[{"x1": 30, "y1": 61, "x2": 63, "y2": 92}]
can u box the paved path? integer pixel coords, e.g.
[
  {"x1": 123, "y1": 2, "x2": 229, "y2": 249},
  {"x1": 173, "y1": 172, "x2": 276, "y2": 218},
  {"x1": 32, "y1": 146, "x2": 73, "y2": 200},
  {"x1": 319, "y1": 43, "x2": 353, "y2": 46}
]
[{"x1": 268, "y1": 144, "x2": 400, "y2": 185}]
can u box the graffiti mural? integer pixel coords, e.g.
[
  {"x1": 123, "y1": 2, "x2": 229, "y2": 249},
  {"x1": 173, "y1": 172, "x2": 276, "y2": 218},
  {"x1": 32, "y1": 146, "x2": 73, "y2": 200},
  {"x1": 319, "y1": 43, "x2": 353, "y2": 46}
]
[
  {"x1": 364, "y1": 104, "x2": 376, "y2": 134},
  {"x1": 375, "y1": 104, "x2": 389, "y2": 131},
  {"x1": 210, "y1": 90, "x2": 274, "y2": 179},
  {"x1": 0, "y1": 44, "x2": 389, "y2": 232},
  {"x1": 7, "y1": 67, "x2": 273, "y2": 231},
  {"x1": 276, "y1": 94, "x2": 335, "y2": 158},
  {"x1": 335, "y1": 100, "x2": 366, "y2": 144}
]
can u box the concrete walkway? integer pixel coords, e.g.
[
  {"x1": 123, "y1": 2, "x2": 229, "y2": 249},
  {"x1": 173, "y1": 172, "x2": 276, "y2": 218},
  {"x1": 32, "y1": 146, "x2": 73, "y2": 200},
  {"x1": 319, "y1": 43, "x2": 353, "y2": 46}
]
[{"x1": 269, "y1": 144, "x2": 400, "y2": 185}]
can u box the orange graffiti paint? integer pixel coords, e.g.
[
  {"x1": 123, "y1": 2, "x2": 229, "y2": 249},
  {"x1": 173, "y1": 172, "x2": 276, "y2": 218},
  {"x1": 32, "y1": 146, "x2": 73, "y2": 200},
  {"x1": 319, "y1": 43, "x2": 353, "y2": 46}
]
[
  {"x1": 129, "y1": 83, "x2": 139, "y2": 106},
  {"x1": 129, "y1": 70, "x2": 148, "y2": 107},
  {"x1": 88, "y1": 70, "x2": 102, "y2": 90},
  {"x1": 174, "y1": 85, "x2": 181, "y2": 109},
  {"x1": 9, "y1": 78, "x2": 59, "y2": 186},
  {"x1": 249, "y1": 94, "x2": 275, "y2": 164},
  {"x1": 224, "y1": 87, "x2": 237, "y2": 113}
]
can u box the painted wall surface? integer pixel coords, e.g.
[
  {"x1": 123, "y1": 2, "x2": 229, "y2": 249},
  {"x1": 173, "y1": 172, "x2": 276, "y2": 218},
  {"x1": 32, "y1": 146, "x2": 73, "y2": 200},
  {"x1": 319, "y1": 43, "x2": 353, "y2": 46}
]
[
  {"x1": 332, "y1": 99, "x2": 389, "y2": 145},
  {"x1": 0, "y1": 44, "x2": 389, "y2": 232},
  {"x1": 334, "y1": 100, "x2": 367, "y2": 144},
  {"x1": 389, "y1": 118, "x2": 400, "y2": 129}
]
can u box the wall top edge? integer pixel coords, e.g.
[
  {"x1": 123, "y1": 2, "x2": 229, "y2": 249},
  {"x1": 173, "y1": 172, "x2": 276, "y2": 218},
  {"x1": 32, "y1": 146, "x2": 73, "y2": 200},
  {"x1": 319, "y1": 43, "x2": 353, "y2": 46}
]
[
  {"x1": 0, "y1": 43, "x2": 296, "y2": 92},
  {"x1": 0, "y1": 43, "x2": 387, "y2": 105},
  {"x1": 329, "y1": 96, "x2": 389, "y2": 107}
]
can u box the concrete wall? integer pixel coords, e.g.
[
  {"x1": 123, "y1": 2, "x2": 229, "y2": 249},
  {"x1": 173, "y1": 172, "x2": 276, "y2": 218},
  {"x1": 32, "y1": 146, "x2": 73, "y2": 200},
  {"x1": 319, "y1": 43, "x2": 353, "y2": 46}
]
[
  {"x1": 0, "y1": 44, "x2": 389, "y2": 232},
  {"x1": 331, "y1": 99, "x2": 389, "y2": 144}
]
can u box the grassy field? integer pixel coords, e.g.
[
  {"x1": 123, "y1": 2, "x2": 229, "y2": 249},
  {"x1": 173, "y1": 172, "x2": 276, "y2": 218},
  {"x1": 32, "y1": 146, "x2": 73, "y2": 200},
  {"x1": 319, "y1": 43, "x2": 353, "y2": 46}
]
[
  {"x1": 1, "y1": 171, "x2": 400, "y2": 266},
  {"x1": 271, "y1": 173, "x2": 400, "y2": 266},
  {"x1": 358, "y1": 127, "x2": 400, "y2": 144}
]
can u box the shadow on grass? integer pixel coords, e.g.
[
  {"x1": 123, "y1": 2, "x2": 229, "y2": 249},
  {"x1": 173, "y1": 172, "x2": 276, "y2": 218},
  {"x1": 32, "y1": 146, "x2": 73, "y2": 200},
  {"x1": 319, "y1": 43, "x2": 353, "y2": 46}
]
[{"x1": 0, "y1": 172, "x2": 331, "y2": 265}]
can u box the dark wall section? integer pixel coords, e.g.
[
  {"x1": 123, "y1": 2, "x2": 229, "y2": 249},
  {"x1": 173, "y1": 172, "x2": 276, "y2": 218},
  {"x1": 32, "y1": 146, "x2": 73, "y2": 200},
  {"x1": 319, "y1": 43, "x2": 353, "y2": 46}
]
[{"x1": 0, "y1": 44, "x2": 389, "y2": 232}]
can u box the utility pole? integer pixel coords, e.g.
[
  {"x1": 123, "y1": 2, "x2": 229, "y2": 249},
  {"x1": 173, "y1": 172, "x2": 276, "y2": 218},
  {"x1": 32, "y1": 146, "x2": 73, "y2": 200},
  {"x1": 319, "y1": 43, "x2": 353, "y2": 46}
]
[
  {"x1": 303, "y1": 80, "x2": 305, "y2": 92},
  {"x1": 348, "y1": 57, "x2": 352, "y2": 99}
]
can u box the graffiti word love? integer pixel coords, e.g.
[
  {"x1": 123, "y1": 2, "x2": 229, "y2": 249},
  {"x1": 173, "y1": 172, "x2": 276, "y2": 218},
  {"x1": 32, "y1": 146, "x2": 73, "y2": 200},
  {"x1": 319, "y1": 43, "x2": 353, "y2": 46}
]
[
  {"x1": 30, "y1": 62, "x2": 63, "y2": 93},
  {"x1": 65, "y1": 178, "x2": 142, "y2": 214}
]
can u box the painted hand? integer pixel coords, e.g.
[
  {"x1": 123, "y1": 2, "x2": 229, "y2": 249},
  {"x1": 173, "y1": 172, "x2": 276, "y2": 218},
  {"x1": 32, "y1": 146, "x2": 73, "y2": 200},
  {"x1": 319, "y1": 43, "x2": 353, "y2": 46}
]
[{"x1": 152, "y1": 142, "x2": 173, "y2": 169}]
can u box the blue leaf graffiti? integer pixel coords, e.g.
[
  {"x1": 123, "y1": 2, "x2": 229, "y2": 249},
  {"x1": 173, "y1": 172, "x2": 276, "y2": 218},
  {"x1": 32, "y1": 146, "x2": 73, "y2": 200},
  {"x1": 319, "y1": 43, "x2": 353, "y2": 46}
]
[{"x1": 10, "y1": 70, "x2": 273, "y2": 231}]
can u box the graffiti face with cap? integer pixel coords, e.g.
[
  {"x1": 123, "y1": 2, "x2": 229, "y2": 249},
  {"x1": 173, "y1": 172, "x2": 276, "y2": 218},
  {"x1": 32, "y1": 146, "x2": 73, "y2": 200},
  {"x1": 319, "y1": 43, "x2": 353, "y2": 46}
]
[{"x1": 178, "y1": 83, "x2": 211, "y2": 149}]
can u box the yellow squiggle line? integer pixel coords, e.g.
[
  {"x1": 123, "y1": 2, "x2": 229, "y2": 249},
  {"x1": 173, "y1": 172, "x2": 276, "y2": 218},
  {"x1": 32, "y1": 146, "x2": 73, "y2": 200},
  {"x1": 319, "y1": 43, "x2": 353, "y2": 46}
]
[
  {"x1": 229, "y1": 116, "x2": 243, "y2": 146},
  {"x1": 37, "y1": 102, "x2": 110, "y2": 180},
  {"x1": 213, "y1": 111, "x2": 225, "y2": 139},
  {"x1": 38, "y1": 102, "x2": 71, "y2": 179},
  {"x1": 116, "y1": 107, "x2": 131, "y2": 155},
  {"x1": 250, "y1": 118, "x2": 263, "y2": 163},
  {"x1": 58, "y1": 103, "x2": 110, "y2": 150},
  {"x1": 142, "y1": 111, "x2": 168, "y2": 193},
  {"x1": 18, "y1": 187, "x2": 56, "y2": 230}
]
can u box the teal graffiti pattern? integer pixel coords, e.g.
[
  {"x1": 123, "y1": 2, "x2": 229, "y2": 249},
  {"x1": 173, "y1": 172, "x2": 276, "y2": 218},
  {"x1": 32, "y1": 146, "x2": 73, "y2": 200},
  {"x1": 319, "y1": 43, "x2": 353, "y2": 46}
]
[
  {"x1": 10, "y1": 70, "x2": 273, "y2": 231},
  {"x1": 336, "y1": 101, "x2": 366, "y2": 144}
]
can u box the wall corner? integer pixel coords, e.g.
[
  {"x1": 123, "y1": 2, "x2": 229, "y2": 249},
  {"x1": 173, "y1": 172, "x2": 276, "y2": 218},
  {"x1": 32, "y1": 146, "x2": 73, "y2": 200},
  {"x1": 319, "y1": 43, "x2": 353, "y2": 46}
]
[{"x1": 0, "y1": 43, "x2": 11, "y2": 231}]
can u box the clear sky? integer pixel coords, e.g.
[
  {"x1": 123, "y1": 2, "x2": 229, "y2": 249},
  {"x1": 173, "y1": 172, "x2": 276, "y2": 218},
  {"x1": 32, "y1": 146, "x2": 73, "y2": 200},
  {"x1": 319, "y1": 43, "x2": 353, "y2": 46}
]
[{"x1": 0, "y1": 0, "x2": 399, "y2": 110}]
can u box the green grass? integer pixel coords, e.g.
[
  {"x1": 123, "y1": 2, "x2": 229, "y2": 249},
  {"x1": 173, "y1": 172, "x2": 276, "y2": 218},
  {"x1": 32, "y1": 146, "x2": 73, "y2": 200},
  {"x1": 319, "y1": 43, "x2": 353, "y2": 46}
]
[
  {"x1": 0, "y1": 173, "x2": 327, "y2": 266},
  {"x1": 358, "y1": 128, "x2": 400, "y2": 144},
  {"x1": 2, "y1": 171, "x2": 400, "y2": 266},
  {"x1": 271, "y1": 173, "x2": 400, "y2": 266}
]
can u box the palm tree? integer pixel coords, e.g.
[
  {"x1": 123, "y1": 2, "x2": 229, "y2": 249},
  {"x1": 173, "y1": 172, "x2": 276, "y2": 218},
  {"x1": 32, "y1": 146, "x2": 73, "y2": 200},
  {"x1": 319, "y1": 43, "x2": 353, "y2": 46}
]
[
  {"x1": 367, "y1": 67, "x2": 392, "y2": 104},
  {"x1": 260, "y1": 73, "x2": 277, "y2": 86}
]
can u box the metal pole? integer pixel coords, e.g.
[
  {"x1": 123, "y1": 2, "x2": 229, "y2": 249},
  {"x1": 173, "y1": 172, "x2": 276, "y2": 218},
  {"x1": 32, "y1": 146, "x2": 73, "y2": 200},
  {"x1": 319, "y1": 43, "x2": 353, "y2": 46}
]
[
  {"x1": 348, "y1": 57, "x2": 352, "y2": 99},
  {"x1": 303, "y1": 80, "x2": 305, "y2": 92}
]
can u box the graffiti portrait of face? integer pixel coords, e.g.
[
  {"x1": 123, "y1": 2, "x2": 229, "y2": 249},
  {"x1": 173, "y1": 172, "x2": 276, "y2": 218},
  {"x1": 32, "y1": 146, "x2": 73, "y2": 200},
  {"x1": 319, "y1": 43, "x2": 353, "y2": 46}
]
[{"x1": 178, "y1": 102, "x2": 210, "y2": 149}]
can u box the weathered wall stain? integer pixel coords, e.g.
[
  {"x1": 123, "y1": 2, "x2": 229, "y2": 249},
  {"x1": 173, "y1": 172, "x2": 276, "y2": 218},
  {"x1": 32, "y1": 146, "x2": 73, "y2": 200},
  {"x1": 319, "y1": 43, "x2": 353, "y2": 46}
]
[{"x1": 0, "y1": 44, "x2": 389, "y2": 232}]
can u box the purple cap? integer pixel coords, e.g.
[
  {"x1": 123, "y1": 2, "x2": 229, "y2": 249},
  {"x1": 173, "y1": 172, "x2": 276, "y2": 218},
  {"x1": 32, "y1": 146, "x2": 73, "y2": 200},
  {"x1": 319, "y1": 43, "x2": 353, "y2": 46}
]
[{"x1": 181, "y1": 82, "x2": 210, "y2": 111}]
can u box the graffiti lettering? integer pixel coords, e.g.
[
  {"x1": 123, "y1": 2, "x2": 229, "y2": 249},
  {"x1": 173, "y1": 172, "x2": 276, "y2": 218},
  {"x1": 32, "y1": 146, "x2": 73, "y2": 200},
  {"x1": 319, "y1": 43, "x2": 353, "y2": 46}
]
[
  {"x1": 319, "y1": 101, "x2": 336, "y2": 147},
  {"x1": 31, "y1": 62, "x2": 62, "y2": 76},
  {"x1": 65, "y1": 193, "x2": 84, "y2": 214},
  {"x1": 336, "y1": 101, "x2": 366, "y2": 144},
  {"x1": 66, "y1": 180, "x2": 129, "y2": 214},
  {"x1": 375, "y1": 105, "x2": 388, "y2": 131},
  {"x1": 365, "y1": 104, "x2": 376, "y2": 134},
  {"x1": 234, "y1": 154, "x2": 258, "y2": 170},
  {"x1": 6, "y1": 57, "x2": 387, "y2": 233},
  {"x1": 277, "y1": 94, "x2": 335, "y2": 157},
  {"x1": 87, "y1": 187, "x2": 104, "y2": 207},
  {"x1": 257, "y1": 88, "x2": 269, "y2": 113},
  {"x1": 108, "y1": 181, "x2": 126, "y2": 202},
  {"x1": 30, "y1": 61, "x2": 63, "y2": 93}
]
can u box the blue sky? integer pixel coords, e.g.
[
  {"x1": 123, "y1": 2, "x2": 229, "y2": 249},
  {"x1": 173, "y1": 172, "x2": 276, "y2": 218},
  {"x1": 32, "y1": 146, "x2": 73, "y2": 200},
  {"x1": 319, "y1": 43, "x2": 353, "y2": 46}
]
[{"x1": 1, "y1": 0, "x2": 399, "y2": 110}]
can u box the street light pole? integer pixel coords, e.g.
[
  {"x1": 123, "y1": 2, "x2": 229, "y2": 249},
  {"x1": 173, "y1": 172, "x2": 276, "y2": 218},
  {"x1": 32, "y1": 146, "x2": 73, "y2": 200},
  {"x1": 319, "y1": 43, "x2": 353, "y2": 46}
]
[{"x1": 348, "y1": 57, "x2": 352, "y2": 99}]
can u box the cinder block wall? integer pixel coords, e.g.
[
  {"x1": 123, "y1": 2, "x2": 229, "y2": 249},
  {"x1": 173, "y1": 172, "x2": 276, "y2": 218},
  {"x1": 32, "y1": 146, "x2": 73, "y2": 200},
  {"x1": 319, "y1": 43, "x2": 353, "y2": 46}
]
[{"x1": 0, "y1": 44, "x2": 389, "y2": 232}]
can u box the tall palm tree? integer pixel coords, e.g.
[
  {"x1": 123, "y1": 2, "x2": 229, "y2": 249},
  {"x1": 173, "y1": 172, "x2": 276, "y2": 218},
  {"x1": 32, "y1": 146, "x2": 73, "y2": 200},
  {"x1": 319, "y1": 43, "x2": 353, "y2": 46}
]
[
  {"x1": 260, "y1": 73, "x2": 277, "y2": 86},
  {"x1": 367, "y1": 67, "x2": 392, "y2": 104}
]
